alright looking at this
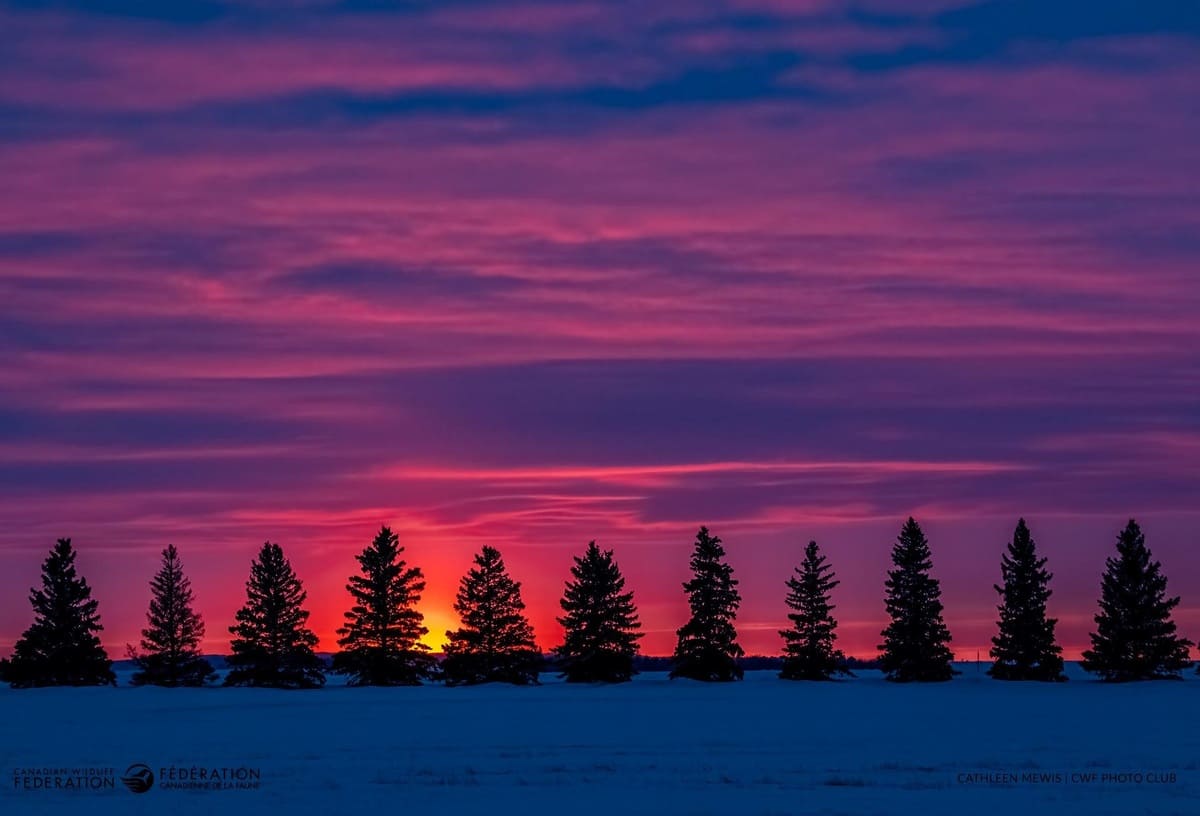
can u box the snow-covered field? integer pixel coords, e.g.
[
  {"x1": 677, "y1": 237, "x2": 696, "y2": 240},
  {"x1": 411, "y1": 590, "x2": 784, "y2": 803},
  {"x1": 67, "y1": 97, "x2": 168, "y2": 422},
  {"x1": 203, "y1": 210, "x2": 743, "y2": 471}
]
[{"x1": 2, "y1": 663, "x2": 1197, "y2": 815}]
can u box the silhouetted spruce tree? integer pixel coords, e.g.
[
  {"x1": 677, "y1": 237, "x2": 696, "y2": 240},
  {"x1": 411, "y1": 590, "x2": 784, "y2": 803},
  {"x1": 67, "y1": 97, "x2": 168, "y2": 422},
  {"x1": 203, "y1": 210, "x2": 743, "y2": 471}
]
[
  {"x1": 332, "y1": 525, "x2": 435, "y2": 685},
  {"x1": 671, "y1": 526, "x2": 744, "y2": 681},
  {"x1": 128, "y1": 544, "x2": 215, "y2": 686},
  {"x1": 1081, "y1": 520, "x2": 1193, "y2": 681},
  {"x1": 225, "y1": 542, "x2": 325, "y2": 688},
  {"x1": 442, "y1": 545, "x2": 541, "y2": 685},
  {"x1": 554, "y1": 541, "x2": 643, "y2": 683},
  {"x1": 779, "y1": 540, "x2": 849, "y2": 681},
  {"x1": 878, "y1": 518, "x2": 957, "y2": 682},
  {"x1": 989, "y1": 519, "x2": 1065, "y2": 681},
  {"x1": 6, "y1": 538, "x2": 115, "y2": 688}
]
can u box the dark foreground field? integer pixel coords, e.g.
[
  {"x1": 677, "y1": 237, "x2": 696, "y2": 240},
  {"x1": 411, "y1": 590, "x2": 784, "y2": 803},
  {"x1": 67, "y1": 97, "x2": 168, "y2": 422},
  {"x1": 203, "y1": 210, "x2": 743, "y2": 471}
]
[{"x1": 2, "y1": 664, "x2": 1197, "y2": 816}]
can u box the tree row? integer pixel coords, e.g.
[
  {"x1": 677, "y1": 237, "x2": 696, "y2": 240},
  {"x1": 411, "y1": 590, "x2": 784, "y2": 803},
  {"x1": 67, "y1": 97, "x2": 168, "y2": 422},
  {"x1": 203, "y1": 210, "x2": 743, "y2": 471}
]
[{"x1": 0, "y1": 517, "x2": 1193, "y2": 688}]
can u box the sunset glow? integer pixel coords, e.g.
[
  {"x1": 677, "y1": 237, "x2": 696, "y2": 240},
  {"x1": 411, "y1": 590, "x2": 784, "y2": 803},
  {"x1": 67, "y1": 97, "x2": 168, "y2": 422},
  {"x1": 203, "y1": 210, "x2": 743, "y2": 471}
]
[{"x1": 1, "y1": 0, "x2": 1198, "y2": 663}]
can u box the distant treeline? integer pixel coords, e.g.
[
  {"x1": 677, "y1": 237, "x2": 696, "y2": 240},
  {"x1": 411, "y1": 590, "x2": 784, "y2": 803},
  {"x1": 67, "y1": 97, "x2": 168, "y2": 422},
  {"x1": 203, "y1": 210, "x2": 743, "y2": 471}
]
[
  {"x1": 0, "y1": 518, "x2": 1193, "y2": 689},
  {"x1": 106, "y1": 653, "x2": 885, "y2": 673},
  {"x1": 626, "y1": 655, "x2": 883, "y2": 673}
]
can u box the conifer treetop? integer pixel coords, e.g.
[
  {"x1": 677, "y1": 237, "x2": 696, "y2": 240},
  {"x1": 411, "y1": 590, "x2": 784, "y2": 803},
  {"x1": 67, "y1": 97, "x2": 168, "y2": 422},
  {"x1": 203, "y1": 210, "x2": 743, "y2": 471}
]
[
  {"x1": 779, "y1": 540, "x2": 848, "y2": 681},
  {"x1": 1081, "y1": 519, "x2": 1193, "y2": 681},
  {"x1": 878, "y1": 518, "x2": 957, "y2": 682},
  {"x1": 129, "y1": 543, "x2": 213, "y2": 686},
  {"x1": 225, "y1": 541, "x2": 324, "y2": 688},
  {"x1": 671, "y1": 526, "x2": 744, "y2": 682},
  {"x1": 7, "y1": 538, "x2": 115, "y2": 688},
  {"x1": 989, "y1": 518, "x2": 1065, "y2": 682},
  {"x1": 333, "y1": 525, "x2": 433, "y2": 686},
  {"x1": 555, "y1": 541, "x2": 642, "y2": 683},
  {"x1": 442, "y1": 544, "x2": 540, "y2": 685}
]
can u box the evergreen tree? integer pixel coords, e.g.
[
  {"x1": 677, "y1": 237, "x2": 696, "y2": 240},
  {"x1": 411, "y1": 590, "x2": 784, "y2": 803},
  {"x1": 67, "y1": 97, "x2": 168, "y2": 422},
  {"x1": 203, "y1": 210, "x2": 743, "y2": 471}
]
[
  {"x1": 225, "y1": 542, "x2": 325, "y2": 688},
  {"x1": 6, "y1": 538, "x2": 115, "y2": 688},
  {"x1": 554, "y1": 541, "x2": 643, "y2": 683},
  {"x1": 332, "y1": 525, "x2": 435, "y2": 685},
  {"x1": 442, "y1": 545, "x2": 540, "y2": 685},
  {"x1": 1081, "y1": 519, "x2": 1193, "y2": 681},
  {"x1": 671, "y1": 526, "x2": 744, "y2": 681},
  {"x1": 989, "y1": 519, "x2": 1065, "y2": 681},
  {"x1": 878, "y1": 518, "x2": 957, "y2": 682},
  {"x1": 779, "y1": 540, "x2": 849, "y2": 681},
  {"x1": 129, "y1": 544, "x2": 215, "y2": 686}
]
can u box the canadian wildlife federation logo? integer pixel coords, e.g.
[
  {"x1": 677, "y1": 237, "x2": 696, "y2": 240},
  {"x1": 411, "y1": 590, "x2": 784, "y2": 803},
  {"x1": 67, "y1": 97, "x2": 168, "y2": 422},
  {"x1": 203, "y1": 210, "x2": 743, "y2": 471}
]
[
  {"x1": 12, "y1": 761, "x2": 261, "y2": 794},
  {"x1": 120, "y1": 764, "x2": 154, "y2": 794}
]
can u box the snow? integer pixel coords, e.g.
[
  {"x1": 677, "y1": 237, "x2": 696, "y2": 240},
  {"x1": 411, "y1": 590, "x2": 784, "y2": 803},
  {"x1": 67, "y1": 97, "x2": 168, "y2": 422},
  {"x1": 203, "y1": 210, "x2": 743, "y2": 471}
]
[{"x1": 2, "y1": 663, "x2": 1197, "y2": 815}]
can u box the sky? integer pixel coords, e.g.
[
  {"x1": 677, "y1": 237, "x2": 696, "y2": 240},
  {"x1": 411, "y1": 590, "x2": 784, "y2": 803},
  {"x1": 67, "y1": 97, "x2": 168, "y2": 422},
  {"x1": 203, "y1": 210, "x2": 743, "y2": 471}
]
[{"x1": 1, "y1": 0, "x2": 1198, "y2": 661}]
